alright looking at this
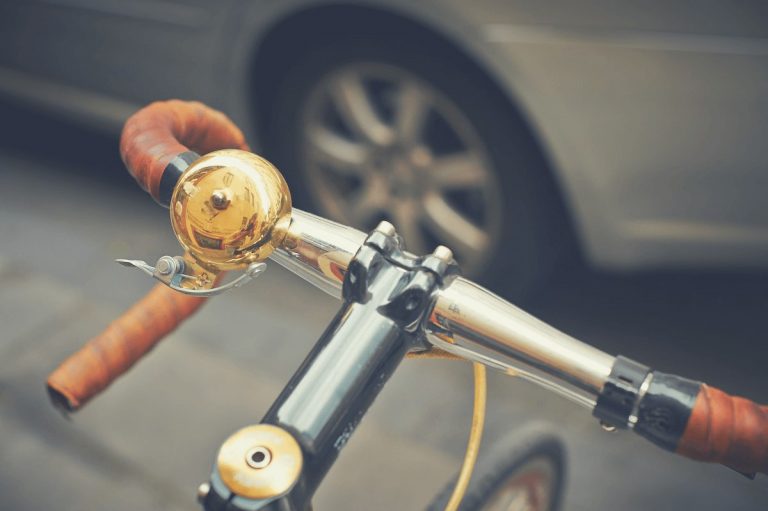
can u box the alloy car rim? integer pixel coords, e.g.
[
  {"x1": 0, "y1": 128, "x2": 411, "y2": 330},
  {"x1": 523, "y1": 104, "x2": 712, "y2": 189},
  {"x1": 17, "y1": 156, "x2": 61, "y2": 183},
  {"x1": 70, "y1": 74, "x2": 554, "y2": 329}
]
[{"x1": 300, "y1": 63, "x2": 502, "y2": 274}]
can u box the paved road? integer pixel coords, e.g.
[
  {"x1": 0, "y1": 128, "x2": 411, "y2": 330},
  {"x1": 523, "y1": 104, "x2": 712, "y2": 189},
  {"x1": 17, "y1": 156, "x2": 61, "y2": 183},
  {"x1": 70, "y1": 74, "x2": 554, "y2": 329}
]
[{"x1": 1, "y1": 105, "x2": 767, "y2": 510}]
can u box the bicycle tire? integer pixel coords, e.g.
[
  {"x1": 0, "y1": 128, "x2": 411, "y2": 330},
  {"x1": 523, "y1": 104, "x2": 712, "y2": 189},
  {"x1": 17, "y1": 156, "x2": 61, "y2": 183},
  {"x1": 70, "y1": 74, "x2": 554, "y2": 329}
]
[{"x1": 426, "y1": 424, "x2": 567, "y2": 511}]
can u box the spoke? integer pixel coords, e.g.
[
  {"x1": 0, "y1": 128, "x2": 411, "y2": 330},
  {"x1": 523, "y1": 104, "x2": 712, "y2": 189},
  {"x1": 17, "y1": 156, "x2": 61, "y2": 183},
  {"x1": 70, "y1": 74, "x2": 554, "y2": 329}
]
[
  {"x1": 346, "y1": 178, "x2": 388, "y2": 227},
  {"x1": 391, "y1": 200, "x2": 428, "y2": 255},
  {"x1": 422, "y1": 192, "x2": 489, "y2": 259},
  {"x1": 328, "y1": 72, "x2": 394, "y2": 146},
  {"x1": 429, "y1": 152, "x2": 488, "y2": 191},
  {"x1": 395, "y1": 81, "x2": 430, "y2": 145},
  {"x1": 306, "y1": 125, "x2": 370, "y2": 177}
]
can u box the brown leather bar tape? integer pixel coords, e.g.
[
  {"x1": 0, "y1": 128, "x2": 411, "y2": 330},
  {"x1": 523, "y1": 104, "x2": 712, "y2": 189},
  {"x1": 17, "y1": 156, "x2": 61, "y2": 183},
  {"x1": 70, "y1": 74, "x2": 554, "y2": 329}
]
[
  {"x1": 47, "y1": 283, "x2": 212, "y2": 412},
  {"x1": 677, "y1": 384, "x2": 768, "y2": 475},
  {"x1": 119, "y1": 99, "x2": 249, "y2": 202},
  {"x1": 46, "y1": 100, "x2": 249, "y2": 412}
]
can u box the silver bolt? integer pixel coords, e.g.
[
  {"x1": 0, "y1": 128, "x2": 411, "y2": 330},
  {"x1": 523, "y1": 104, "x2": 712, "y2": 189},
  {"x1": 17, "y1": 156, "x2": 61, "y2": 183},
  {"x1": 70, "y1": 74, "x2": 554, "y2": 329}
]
[
  {"x1": 245, "y1": 262, "x2": 267, "y2": 277},
  {"x1": 245, "y1": 446, "x2": 272, "y2": 469},
  {"x1": 375, "y1": 220, "x2": 396, "y2": 237},
  {"x1": 600, "y1": 421, "x2": 617, "y2": 433},
  {"x1": 211, "y1": 190, "x2": 229, "y2": 210},
  {"x1": 156, "y1": 256, "x2": 178, "y2": 276},
  {"x1": 432, "y1": 245, "x2": 454, "y2": 263},
  {"x1": 196, "y1": 482, "x2": 210, "y2": 503}
]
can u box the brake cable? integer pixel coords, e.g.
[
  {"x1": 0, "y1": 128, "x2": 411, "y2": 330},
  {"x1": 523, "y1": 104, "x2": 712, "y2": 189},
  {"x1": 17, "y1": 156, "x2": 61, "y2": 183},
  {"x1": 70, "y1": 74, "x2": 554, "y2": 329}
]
[
  {"x1": 445, "y1": 363, "x2": 487, "y2": 511},
  {"x1": 406, "y1": 349, "x2": 488, "y2": 511}
]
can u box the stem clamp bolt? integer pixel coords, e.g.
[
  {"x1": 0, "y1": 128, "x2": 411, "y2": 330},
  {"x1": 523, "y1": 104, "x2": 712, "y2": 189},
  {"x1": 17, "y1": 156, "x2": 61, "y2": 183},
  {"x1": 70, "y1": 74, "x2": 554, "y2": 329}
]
[
  {"x1": 432, "y1": 245, "x2": 454, "y2": 263},
  {"x1": 375, "y1": 220, "x2": 396, "y2": 237}
]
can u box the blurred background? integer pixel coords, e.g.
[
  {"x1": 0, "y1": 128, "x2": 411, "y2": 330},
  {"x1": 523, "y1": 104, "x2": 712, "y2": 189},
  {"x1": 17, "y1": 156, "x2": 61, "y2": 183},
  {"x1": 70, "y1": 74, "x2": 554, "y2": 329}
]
[{"x1": 1, "y1": 1, "x2": 767, "y2": 509}]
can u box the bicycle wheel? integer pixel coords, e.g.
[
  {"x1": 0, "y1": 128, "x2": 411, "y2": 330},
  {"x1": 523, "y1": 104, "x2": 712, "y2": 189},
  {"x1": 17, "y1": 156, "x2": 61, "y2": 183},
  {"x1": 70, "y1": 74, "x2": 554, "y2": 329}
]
[{"x1": 427, "y1": 425, "x2": 566, "y2": 511}]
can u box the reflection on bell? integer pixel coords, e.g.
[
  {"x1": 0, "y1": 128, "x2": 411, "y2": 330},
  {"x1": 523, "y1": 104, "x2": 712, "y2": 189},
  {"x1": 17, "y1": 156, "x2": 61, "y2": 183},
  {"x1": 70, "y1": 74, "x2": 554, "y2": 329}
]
[{"x1": 170, "y1": 149, "x2": 292, "y2": 271}]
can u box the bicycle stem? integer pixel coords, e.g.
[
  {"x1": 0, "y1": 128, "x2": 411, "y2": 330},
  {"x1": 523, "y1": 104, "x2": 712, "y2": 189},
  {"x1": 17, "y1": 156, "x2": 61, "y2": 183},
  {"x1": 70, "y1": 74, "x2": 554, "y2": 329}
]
[{"x1": 270, "y1": 209, "x2": 615, "y2": 410}]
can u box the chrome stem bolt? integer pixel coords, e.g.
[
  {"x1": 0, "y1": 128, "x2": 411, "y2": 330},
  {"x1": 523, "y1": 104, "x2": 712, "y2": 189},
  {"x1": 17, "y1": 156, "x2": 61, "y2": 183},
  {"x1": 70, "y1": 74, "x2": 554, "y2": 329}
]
[
  {"x1": 196, "y1": 482, "x2": 210, "y2": 503},
  {"x1": 432, "y1": 245, "x2": 454, "y2": 263},
  {"x1": 375, "y1": 220, "x2": 396, "y2": 237},
  {"x1": 210, "y1": 189, "x2": 229, "y2": 210}
]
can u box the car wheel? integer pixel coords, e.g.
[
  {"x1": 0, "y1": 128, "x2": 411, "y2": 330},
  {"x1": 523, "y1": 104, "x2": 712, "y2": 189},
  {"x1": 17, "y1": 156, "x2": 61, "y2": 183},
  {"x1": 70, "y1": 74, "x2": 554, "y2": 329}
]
[{"x1": 265, "y1": 37, "x2": 570, "y2": 295}]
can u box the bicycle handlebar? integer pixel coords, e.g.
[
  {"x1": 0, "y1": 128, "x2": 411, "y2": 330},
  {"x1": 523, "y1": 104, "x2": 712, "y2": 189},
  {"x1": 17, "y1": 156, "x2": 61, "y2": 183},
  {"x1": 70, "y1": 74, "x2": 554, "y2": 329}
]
[
  {"x1": 47, "y1": 100, "x2": 767, "y2": 477},
  {"x1": 678, "y1": 384, "x2": 768, "y2": 474},
  {"x1": 120, "y1": 99, "x2": 248, "y2": 205},
  {"x1": 47, "y1": 283, "x2": 212, "y2": 412}
]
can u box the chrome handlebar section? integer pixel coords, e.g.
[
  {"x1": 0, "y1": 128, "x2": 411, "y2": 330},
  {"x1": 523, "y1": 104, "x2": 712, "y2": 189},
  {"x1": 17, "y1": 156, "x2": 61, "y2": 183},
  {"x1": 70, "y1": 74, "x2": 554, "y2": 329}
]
[
  {"x1": 270, "y1": 210, "x2": 366, "y2": 297},
  {"x1": 426, "y1": 280, "x2": 614, "y2": 408},
  {"x1": 271, "y1": 209, "x2": 614, "y2": 408}
]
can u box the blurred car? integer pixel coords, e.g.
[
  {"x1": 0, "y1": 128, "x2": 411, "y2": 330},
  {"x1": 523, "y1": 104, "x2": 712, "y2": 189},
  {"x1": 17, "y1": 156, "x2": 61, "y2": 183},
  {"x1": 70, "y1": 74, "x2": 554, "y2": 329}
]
[{"x1": 2, "y1": 0, "x2": 767, "y2": 291}]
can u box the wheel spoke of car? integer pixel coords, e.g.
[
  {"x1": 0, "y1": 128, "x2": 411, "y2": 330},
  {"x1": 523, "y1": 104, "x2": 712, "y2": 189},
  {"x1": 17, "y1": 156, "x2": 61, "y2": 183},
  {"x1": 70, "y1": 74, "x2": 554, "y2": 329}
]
[
  {"x1": 346, "y1": 177, "x2": 388, "y2": 226},
  {"x1": 423, "y1": 191, "x2": 489, "y2": 258},
  {"x1": 306, "y1": 124, "x2": 371, "y2": 176},
  {"x1": 302, "y1": 64, "x2": 502, "y2": 275},
  {"x1": 328, "y1": 71, "x2": 394, "y2": 146},
  {"x1": 395, "y1": 81, "x2": 430, "y2": 145},
  {"x1": 429, "y1": 151, "x2": 488, "y2": 190}
]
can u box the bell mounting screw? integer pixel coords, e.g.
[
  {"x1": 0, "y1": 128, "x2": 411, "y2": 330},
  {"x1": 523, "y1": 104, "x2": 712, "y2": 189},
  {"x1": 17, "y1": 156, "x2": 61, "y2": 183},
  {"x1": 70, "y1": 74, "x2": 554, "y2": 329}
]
[
  {"x1": 155, "y1": 255, "x2": 183, "y2": 276},
  {"x1": 210, "y1": 189, "x2": 229, "y2": 210}
]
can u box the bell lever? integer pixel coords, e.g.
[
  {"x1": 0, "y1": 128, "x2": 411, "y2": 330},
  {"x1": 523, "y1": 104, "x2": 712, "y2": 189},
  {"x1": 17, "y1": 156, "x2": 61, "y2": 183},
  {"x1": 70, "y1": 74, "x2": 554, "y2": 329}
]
[
  {"x1": 115, "y1": 256, "x2": 266, "y2": 297},
  {"x1": 116, "y1": 149, "x2": 291, "y2": 299}
]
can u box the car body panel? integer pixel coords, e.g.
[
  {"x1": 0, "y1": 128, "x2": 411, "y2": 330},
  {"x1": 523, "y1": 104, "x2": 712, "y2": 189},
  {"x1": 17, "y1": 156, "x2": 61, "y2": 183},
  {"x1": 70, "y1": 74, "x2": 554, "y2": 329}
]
[
  {"x1": 467, "y1": 0, "x2": 768, "y2": 269},
  {"x1": 1, "y1": 0, "x2": 767, "y2": 270}
]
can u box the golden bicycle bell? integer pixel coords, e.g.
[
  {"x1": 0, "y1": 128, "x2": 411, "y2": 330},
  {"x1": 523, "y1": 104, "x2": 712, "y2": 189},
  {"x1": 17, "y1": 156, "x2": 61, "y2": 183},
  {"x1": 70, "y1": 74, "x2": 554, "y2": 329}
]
[
  {"x1": 115, "y1": 150, "x2": 292, "y2": 296},
  {"x1": 170, "y1": 149, "x2": 292, "y2": 271}
]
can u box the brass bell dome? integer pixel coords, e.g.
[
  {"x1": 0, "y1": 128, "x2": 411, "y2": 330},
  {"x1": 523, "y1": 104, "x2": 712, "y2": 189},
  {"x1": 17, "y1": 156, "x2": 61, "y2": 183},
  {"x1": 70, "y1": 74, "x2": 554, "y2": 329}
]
[{"x1": 170, "y1": 149, "x2": 292, "y2": 270}]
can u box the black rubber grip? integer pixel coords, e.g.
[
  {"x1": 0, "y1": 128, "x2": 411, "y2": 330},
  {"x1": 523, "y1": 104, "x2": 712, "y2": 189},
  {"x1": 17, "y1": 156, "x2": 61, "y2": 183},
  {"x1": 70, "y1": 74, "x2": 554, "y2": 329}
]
[
  {"x1": 634, "y1": 371, "x2": 700, "y2": 451},
  {"x1": 157, "y1": 150, "x2": 199, "y2": 207},
  {"x1": 593, "y1": 356, "x2": 650, "y2": 428}
]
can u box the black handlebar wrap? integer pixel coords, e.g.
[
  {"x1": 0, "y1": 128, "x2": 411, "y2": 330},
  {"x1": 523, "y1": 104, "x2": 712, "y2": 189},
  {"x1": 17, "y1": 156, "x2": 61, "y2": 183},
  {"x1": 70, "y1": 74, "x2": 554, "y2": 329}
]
[{"x1": 595, "y1": 356, "x2": 767, "y2": 476}]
